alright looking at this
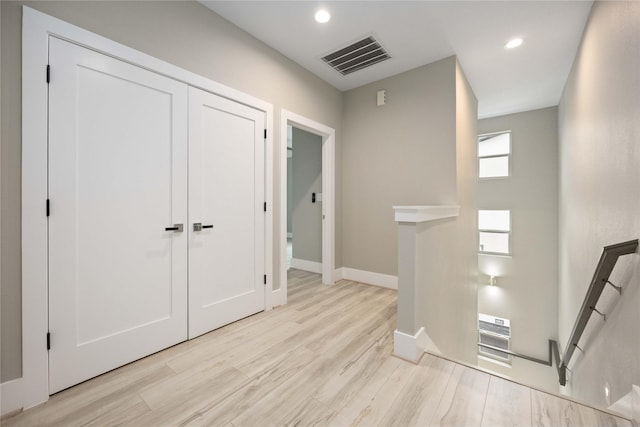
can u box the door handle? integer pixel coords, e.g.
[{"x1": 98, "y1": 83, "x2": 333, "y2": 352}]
[
  {"x1": 165, "y1": 224, "x2": 183, "y2": 232},
  {"x1": 193, "y1": 223, "x2": 214, "y2": 231}
]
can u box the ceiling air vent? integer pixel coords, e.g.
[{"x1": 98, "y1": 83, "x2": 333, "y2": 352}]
[{"x1": 321, "y1": 36, "x2": 390, "y2": 76}]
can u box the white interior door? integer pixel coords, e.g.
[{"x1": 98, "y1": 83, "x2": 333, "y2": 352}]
[
  {"x1": 48, "y1": 37, "x2": 188, "y2": 393},
  {"x1": 188, "y1": 87, "x2": 266, "y2": 339}
]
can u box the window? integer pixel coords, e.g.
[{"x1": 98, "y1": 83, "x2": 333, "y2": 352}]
[
  {"x1": 478, "y1": 131, "x2": 510, "y2": 178},
  {"x1": 479, "y1": 210, "x2": 510, "y2": 255}
]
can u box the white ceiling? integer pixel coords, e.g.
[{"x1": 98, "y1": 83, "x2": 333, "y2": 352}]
[{"x1": 200, "y1": 1, "x2": 593, "y2": 118}]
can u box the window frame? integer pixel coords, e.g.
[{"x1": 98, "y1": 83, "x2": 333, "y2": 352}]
[
  {"x1": 478, "y1": 209, "x2": 511, "y2": 256},
  {"x1": 478, "y1": 130, "x2": 512, "y2": 180}
]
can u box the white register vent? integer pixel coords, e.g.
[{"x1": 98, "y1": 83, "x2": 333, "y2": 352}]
[{"x1": 478, "y1": 313, "x2": 511, "y2": 363}]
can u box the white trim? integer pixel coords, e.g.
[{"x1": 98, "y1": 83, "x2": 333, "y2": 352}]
[
  {"x1": 393, "y1": 205, "x2": 460, "y2": 223},
  {"x1": 342, "y1": 267, "x2": 398, "y2": 290},
  {"x1": 393, "y1": 327, "x2": 428, "y2": 363},
  {"x1": 279, "y1": 109, "x2": 336, "y2": 307},
  {"x1": 290, "y1": 258, "x2": 322, "y2": 274},
  {"x1": 1, "y1": 378, "x2": 24, "y2": 417},
  {"x1": 608, "y1": 384, "x2": 640, "y2": 423},
  {"x1": 478, "y1": 354, "x2": 512, "y2": 370},
  {"x1": 264, "y1": 106, "x2": 274, "y2": 315},
  {"x1": 270, "y1": 287, "x2": 284, "y2": 308},
  {"x1": 22, "y1": 6, "x2": 51, "y2": 410},
  {"x1": 22, "y1": 6, "x2": 274, "y2": 409},
  {"x1": 633, "y1": 384, "x2": 640, "y2": 424},
  {"x1": 334, "y1": 267, "x2": 344, "y2": 281}
]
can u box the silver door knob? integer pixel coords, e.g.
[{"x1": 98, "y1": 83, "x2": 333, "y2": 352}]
[
  {"x1": 193, "y1": 223, "x2": 214, "y2": 231},
  {"x1": 165, "y1": 224, "x2": 183, "y2": 232}
]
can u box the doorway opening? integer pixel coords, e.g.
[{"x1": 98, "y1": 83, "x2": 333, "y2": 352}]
[
  {"x1": 287, "y1": 125, "x2": 323, "y2": 274},
  {"x1": 278, "y1": 110, "x2": 335, "y2": 306}
]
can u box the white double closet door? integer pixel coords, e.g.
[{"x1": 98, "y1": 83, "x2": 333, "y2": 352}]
[{"x1": 48, "y1": 37, "x2": 265, "y2": 393}]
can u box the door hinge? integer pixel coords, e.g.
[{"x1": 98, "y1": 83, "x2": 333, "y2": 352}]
[
  {"x1": 46, "y1": 65, "x2": 50, "y2": 84},
  {"x1": 264, "y1": 129, "x2": 267, "y2": 139},
  {"x1": 264, "y1": 202, "x2": 267, "y2": 212},
  {"x1": 46, "y1": 199, "x2": 50, "y2": 217},
  {"x1": 264, "y1": 274, "x2": 267, "y2": 285},
  {"x1": 47, "y1": 332, "x2": 51, "y2": 351}
]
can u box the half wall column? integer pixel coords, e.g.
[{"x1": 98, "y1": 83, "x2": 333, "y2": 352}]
[{"x1": 392, "y1": 205, "x2": 460, "y2": 363}]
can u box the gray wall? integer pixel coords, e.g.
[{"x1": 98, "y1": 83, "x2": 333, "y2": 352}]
[
  {"x1": 416, "y1": 61, "x2": 478, "y2": 364},
  {"x1": 341, "y1": 57, "x2": 479, "y2": 363},
  {"x1": 0, "y1": 0, "x2": 8, "y2": 388},
  {"x1": 342, "y1": 57, "x2": 458, "y2": 276},
  {"x1": 291, "y1": 127, "x2": 322, "y2": 264},
  {"x1": 0, "y1": 0, "x2": 343, "y2": 383},
  {"x1": 477, "y1": 107, "x2": 559, "y2": 392},
  {"x1": 417, "y1": 61, "x2": 479, "y2": 364},
  {"x1": 558, "y1": 1, "x2": 640, "y2": 417},
  {"x1": 451, "y1": 61, "x2": 480, "y2": 365}
]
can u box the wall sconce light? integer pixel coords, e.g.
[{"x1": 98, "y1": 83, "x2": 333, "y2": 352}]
[{"x1": 489, "y1": 276, "x2": 497, "y2": 286}]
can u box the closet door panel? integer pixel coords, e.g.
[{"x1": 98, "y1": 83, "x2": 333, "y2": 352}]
[
  {"x1": 48, "y1": 37, "x2": 188, "y2": 393},
  {"x1": 188, "y1": 87, "x2": 266, "y2": 339}
]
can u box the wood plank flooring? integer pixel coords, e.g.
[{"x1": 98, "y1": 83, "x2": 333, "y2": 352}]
[{"x1": 4, "y1": 269, "x2": 632, "y2": 426}]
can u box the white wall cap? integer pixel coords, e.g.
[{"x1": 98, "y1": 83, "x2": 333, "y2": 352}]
[{"x1": 393, "y1": 205, "x2": 460, "y2": 223}]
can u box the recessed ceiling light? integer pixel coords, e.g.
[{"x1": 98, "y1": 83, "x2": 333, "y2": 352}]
[
  {"x1": 315, "y1": 9, "x2": 331, "y2": 23},
  {"x1": 505, "y1": 38, "x2": 523, "y2": 49}
]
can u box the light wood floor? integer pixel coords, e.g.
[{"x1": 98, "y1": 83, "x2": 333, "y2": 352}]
[{"x1": 4, "y1": 269, "x2": 631, "y2": 426}]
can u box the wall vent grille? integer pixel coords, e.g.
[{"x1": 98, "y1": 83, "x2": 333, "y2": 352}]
[
  {"x1": 478, "y1": 313, "x2": 511, "y2": 363},
  {"x1": 321, "y1": 36, "x2": 390, "y2": 76}
]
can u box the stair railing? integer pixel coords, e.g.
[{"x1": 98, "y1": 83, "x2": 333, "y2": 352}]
[
  {"x1": 476, "y1": 239, "x2": 638, "y2": 386},
  {"x1": 556, "y1": 239, "x2": 638, "y2": 385}
]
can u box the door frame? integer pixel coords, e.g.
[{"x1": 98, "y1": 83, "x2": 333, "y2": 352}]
[
  {"x1": 21, "y1": 6, "x2": 273, "y2": 409},
  {"x1": 278, "y1": 109, "x2": 335, "y2": 305}
]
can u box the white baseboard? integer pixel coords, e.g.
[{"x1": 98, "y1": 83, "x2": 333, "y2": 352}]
[
  {"x1": 1, "y1": 378, "x2": 23, "y2": 417},
  {"x1": 290, "y1": 258, "x2": 322, "y2": 274},
  {"x1": 606, "y1": 384, "x2": 639, "y2": 422},
  {"x1": 271, "y1": 287, "x2": 286, "y2": 308},
  {"x1": 341, "y1": 267, "x2": 398, "y2": 289},
  {"x1": 334, "y1": 267, "x2": 344, "y2": 281},
  {"x1": 393, "y1": 327, "x2": 427, "y2": 363},
  {"x1": 633, "y1": 384, "x2": 639, "y2": 425}
]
